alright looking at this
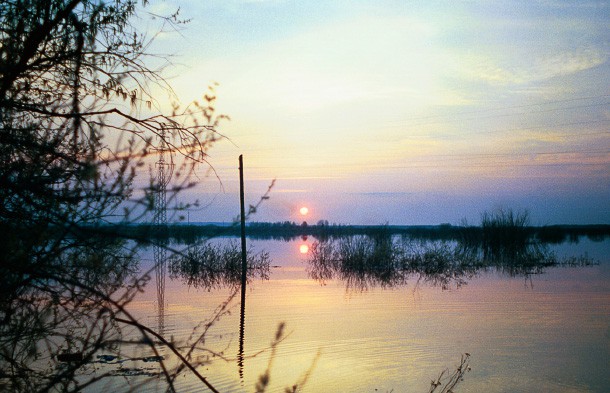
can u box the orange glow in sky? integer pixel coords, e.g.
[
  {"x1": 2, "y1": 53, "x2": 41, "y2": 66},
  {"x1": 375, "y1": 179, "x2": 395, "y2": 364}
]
[
  {"x1": 299, "y1": 206, "x2": 309, "y2": 216},
  {"x1": 299, "y1": 244, "x2": 309, "y2": 254}
]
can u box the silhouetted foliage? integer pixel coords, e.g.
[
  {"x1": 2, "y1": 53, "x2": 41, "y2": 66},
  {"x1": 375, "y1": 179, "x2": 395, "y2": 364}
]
[
  {"x1": 168, "y1": 242, "x2": 270, "y2": 290},
  {"x1": 307, "y1": 231, "x2": 597, "y2": 292},
  {"x1": 96, "y1": 220, "x2": 610, "y2": 245},
  {"x1": 0, "y1": 1, "x2": 227, "y2": 391},
  {"x1": 480, "y1": 208, "x2": 531, "y2": 260},
  {"x1": 428, "y1": 353, "x2": 471, "y2": 393},
  {"x1": 309, "y1": 236, "x2": 478, "y2": 292}
]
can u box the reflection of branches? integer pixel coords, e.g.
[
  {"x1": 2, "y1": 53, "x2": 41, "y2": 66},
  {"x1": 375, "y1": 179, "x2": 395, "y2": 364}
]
[
  {"x1": 115, "y1": 317, "x2": 220, "y2": 393},
  {"x1": 168, "y1": 241, "x2": 270, "y2": 290},
  {"x1": 30, "y1": 257, "x2": 258, "y2": 393},
  {"x1": 0, "y1": 238, "x2": 145, "y2": 391},
  {"x1": 308, "y1": 237, "x2": 478, "y2": 292},
  {"x1": 308, "y1": 235, "x2": 596, "y2": 292},
  {"x1": 308, "y1": 235, "x2": 408, "y2": 292},
  {"x1": 4, "y1": 238, "x2": 276, "y2": 392},
  {"x1": 402, "y1": 241, "x2": 481, "y2": 290}
]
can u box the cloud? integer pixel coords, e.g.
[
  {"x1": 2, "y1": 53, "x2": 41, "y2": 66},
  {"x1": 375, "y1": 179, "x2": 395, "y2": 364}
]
[
  {"x1": 539, "y1": 47, "x2": 607, "y2": 77},
  {"x1": 462, "y1": 45, "x2": 607, "y2": 85}
]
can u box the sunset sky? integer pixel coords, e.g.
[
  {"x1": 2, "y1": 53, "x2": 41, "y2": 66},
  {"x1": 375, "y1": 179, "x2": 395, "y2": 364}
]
[{"x1": 144, "y1": 0, "x2": 609, "y2": 225}]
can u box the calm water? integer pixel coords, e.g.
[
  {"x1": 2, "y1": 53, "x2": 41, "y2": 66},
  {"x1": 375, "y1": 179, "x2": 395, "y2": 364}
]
[{"x1": 102, "y1": 238, "x2": 610, "y2": 393}]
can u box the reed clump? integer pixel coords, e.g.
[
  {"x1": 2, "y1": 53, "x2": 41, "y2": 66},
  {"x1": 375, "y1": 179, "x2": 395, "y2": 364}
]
[
  {"x1": 168, "y1": 242, "x2": 270, "y2": 289},
  {"x1": 307, "y1": 209, "x2": 598, "y2": 291},
  {"x1": 480, "y1": 208, "x2": 532, "y2": 261}
]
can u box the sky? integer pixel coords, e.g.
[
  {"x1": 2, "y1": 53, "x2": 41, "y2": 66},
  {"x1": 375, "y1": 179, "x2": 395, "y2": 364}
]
[{"x1": 140, "y1": 0, "x2": 609, "y2": 225}]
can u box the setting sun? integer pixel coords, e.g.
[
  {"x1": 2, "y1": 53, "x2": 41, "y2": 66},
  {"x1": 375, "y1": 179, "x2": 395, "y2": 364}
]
[
  {"x1": 299, "y1": 244, "x2": 309, "y2": 254},
  {"x1": 299, "y1": 206, "x2": 309, "y2": 216}
]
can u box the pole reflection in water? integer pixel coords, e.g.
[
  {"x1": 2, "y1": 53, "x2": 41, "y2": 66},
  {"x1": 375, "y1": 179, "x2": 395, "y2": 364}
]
[{"x1": 238, "y1": 279, "x2": 246, "y2": 383}]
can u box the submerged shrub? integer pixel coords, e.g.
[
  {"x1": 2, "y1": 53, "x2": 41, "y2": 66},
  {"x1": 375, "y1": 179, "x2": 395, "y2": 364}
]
[{"x1": 168, "y1": 242, "x2": 270, "y2": 289}]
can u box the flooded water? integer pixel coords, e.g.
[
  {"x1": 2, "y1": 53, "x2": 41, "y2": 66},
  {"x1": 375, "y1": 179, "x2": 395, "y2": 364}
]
[{"x1": 103, "y1": 237, "x2": 610, "y2": 393}]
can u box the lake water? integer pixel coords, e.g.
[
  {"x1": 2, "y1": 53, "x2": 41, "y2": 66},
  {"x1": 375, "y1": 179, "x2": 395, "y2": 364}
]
[{"x1": 103, "y1": 237, "x2": 610, "y2": 393}]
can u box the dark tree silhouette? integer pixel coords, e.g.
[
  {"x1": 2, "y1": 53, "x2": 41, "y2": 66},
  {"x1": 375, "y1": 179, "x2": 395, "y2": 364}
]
[{"x1": 0, "y1": 1, "x2": 226, "y2": 391}]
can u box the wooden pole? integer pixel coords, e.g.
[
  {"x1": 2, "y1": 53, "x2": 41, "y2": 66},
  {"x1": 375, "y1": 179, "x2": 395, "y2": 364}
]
[{"x1": 239, "y1": 155, "x2": 247, "y2": 287}]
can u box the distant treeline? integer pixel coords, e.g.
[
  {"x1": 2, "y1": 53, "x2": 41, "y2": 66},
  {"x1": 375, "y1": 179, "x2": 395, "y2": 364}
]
[{"x1": 94, "y1": 221, "x2": 610, "y2": 244}]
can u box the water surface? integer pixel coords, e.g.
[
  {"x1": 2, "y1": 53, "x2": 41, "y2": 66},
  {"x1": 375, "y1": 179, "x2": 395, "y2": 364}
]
[{"x1": 111, "y1": 238, "x2": 610, "y2": 392}]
